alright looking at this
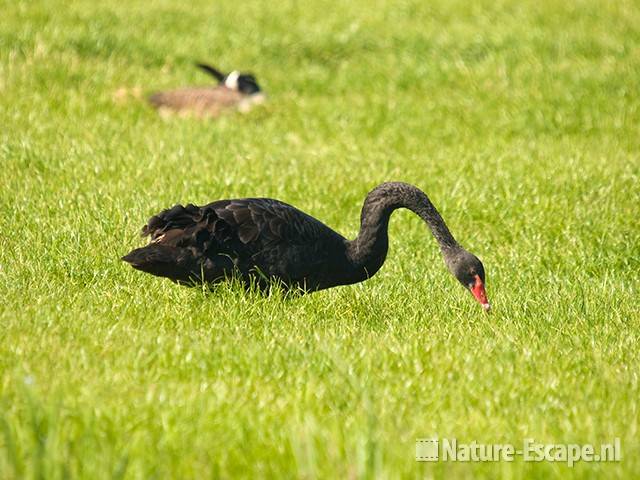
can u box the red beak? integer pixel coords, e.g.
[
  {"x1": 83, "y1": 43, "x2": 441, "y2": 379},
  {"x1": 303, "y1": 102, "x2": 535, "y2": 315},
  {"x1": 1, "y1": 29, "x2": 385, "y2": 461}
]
[{"x1": 470, "y1": 275, "x2": 491, "y2": 311}]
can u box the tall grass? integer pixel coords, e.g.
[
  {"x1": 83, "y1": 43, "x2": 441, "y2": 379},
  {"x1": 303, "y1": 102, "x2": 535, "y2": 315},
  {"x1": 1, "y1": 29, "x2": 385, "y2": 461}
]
[{"x1": 1, "y1": 0, "x2": 639, "y2": 478}]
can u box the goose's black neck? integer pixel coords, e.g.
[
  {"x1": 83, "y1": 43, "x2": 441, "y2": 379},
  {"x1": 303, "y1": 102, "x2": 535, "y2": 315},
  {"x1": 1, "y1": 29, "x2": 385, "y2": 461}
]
[
  {"x1": 195, "y1": 63, "x2": 226, "y2": 83},
  {"x1": 346, "y1": 182, "x2": 460, "y2": 277}
]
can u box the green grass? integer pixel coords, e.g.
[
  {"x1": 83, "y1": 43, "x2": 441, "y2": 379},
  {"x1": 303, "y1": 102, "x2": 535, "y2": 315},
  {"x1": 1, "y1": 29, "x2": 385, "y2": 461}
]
[{"x1": 1, "y1": 0, "x2": 640, "y2": 478}]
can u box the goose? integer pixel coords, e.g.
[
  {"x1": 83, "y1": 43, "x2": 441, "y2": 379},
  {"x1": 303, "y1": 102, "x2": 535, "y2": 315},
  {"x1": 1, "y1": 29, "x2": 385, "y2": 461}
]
[{"x1": 148, "y1": 63, "x2": 265, "y2": 117}]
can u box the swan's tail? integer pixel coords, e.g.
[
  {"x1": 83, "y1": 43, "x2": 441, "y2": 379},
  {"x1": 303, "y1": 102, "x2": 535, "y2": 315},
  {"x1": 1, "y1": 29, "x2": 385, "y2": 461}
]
[{"x1": 122, "y1": 245, "x2": 199, "y2": 284}]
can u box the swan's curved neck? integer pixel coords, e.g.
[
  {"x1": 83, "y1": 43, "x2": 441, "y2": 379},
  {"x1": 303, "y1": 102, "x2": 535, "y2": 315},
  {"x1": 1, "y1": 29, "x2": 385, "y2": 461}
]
[{"x1": 346, "y1": 182, "x2": 460, "y2": 274}]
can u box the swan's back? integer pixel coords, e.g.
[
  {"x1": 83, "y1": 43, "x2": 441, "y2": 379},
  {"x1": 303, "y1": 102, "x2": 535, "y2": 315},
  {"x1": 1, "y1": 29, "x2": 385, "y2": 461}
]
[{"x1": 122, "y1": 198, "x2": 348, "y2": 290}]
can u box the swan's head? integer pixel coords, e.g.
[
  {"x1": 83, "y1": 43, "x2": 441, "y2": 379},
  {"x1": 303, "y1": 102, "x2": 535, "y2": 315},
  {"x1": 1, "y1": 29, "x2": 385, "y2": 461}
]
[
  {"x1": 224, "y1": 71, "x2": 261, "y2": 95},
  {"x1": 446, "y1": 249, "x2": 491, "y2": 311}
]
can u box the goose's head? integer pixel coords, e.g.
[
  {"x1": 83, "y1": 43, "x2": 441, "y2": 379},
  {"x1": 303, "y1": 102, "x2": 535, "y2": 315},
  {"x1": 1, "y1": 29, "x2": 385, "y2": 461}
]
[{"x1": 224, "y1": 71, "x2": 261, "y2": 95}]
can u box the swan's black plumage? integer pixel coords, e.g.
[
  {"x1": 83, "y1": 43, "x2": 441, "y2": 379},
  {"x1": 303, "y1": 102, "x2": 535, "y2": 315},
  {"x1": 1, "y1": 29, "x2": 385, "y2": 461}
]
[
  {"x1": 123, "y1": 182, "x2": 491, "y2": 308},
  {"x1": 122, "y1": 198, "x2": 359, "y2": 291}
]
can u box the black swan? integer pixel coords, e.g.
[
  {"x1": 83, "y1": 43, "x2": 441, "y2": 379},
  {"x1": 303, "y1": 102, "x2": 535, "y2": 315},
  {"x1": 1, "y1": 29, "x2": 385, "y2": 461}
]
[
  {"x1": 148, "y1": 63, "x2": 265, "y2": 117},
  {"x1": 122, "y1": 182, "x2": 490, "y2": 310}
]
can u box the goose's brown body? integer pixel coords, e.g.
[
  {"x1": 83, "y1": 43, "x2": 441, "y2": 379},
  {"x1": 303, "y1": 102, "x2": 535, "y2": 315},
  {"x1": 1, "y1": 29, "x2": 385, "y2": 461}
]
[
  {"x1": 149, "y1": 86, "x2": 245, "y2": 117},
  {"x1": 149, "y1": 86, "x2": 264, "y2": 117}
]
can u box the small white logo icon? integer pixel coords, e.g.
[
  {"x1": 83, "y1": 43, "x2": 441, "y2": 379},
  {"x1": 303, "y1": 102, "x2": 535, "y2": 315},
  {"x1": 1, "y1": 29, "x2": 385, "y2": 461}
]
[{"x1": 416, "y1": 438, "x2": 439, "y2": 462}]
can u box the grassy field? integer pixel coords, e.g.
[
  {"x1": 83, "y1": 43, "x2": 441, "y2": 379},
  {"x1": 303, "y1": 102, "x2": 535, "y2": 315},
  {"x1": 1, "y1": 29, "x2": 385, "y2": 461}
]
[{"x1": 1, "y1": 0, "x2": 639, "y2": 478}]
